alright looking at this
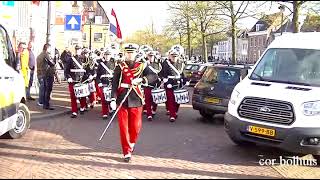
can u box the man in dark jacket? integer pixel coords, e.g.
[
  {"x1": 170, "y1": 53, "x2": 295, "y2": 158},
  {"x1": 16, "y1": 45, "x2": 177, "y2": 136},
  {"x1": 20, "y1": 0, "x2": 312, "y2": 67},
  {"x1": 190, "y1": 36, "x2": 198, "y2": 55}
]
[{"x1": 36, "y1": 43, "x2": 55, "y2": 110}]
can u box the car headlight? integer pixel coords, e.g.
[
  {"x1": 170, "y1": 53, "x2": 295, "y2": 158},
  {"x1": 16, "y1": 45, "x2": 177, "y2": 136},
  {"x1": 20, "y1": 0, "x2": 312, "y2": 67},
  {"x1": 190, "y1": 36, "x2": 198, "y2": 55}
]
[
  {"x1": 230, "y1": 90, "x2": 240, "y2": 105},
  {"x1": 302, "y1": 101, "x2": 320, "y2": 116}
]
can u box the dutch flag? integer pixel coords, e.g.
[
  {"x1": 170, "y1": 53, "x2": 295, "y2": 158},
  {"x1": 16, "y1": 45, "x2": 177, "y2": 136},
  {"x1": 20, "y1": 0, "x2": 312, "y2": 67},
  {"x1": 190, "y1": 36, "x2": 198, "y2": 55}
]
[{"x1": 109, "y1": 8, "x2": 122, "y2": 39}]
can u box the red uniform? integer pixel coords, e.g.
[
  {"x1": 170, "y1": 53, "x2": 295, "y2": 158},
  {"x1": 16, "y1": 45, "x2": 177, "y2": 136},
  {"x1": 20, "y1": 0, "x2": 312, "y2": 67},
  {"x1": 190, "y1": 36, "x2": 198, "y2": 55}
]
[
  {"x1": 111, "y1": 61, "x2": 157, "y2": 156},
  {"x1": 159, "y1": 59, "x2": 186, "y2": 121},
  {"x1": 144, "y1": 61, "x2": 162, "y2": 119},
  {"x1": 65, "y1": 54, "x2": 87, "y2": 116},
  {"x1": 96, "y1": 59, "x2": 115, "y2": 117}
]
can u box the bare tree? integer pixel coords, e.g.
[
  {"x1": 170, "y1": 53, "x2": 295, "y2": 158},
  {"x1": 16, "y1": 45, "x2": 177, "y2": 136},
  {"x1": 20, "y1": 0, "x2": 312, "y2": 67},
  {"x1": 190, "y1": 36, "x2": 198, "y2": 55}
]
[
  {"x1": 188, "y1": 1, "x2": 227, "y2": 63},
  {"x1": 215, "y1": 1, "x2": 269, "y2": 64},
  {"x1": 168, "y1": 1, "x2": 194, "y2": 59}
]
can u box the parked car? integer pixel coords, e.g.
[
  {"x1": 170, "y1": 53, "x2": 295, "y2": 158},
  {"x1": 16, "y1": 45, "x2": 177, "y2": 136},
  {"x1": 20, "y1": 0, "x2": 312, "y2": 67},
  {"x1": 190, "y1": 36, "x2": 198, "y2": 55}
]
[
  {"x1": 189, "y1": 63, "x2": 212, "y2": 84},
  {"x1": 192, "y1": 64, "x2": 251, "y2": 120},
  {"x1": 183, "y1": 63, "x2": 201, "y2": 81}
]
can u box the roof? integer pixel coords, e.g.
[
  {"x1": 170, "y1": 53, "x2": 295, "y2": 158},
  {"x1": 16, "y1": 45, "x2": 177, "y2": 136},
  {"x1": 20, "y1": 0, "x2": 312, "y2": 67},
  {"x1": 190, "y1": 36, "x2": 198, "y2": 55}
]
[
  {"x1": 249, "y1": 12, "x2": 283, "y2": 33},
  {"x1": 212, "y1": 64, "x2": 251, "y2": 70},
  {"x1": 268, "y1": 32, "x2": 320, "y2": 50}
]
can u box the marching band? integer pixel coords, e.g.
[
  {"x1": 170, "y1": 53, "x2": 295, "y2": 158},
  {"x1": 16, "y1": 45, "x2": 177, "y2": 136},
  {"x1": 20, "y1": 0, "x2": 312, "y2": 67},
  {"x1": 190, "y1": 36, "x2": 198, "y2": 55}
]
[{"x1": 64, "y1": 43, "x2": 190, "y2": 162}]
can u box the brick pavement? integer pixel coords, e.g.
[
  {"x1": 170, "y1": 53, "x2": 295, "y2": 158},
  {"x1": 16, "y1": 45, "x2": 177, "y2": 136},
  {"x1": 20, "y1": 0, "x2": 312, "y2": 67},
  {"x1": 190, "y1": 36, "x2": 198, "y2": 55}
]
[{"x1": 0, "y1": 82, "x2": 286, "y2": 178}]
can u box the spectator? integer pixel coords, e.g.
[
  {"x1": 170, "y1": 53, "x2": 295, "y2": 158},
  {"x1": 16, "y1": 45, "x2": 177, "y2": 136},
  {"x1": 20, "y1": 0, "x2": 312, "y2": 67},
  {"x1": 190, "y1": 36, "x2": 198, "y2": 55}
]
[
  {"x1": 37, "y1": 44, "x2": 55, "y2": 110},
  {"x1": 20, "y1": 42, "x2": 30, "y2": 96},
  {"x1": 26, "y1": 41, "x2": 36, "y2": 101},
  {"x1": 53, "y1": 48, "x2": 61, "y2": 84},
  {"x1": 60, "y1": 47, "x2": 70, "y2": 81}
]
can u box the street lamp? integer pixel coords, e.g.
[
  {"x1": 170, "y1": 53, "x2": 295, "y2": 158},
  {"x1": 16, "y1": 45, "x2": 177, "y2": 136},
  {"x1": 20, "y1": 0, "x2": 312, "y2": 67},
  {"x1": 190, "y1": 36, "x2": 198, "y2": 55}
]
[
  {"x1": 88, "y1": 8, "x2": 95, "y2": 50},
  {"x1": 278, "y1": 5, "x2": 285, "y2": 35}
]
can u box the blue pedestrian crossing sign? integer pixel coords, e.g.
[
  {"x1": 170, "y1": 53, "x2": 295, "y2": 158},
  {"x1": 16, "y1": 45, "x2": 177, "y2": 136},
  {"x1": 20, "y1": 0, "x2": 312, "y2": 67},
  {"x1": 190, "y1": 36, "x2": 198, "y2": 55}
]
[{"x1": 65, "y1": 15, "x2": 81, "y2": 31}]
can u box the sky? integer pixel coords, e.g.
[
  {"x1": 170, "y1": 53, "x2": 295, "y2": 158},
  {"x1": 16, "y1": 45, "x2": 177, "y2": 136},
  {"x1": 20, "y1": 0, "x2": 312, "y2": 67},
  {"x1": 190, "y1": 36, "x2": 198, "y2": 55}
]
[{"x1": 99, "y1": 1, "x2": 291, "y2": 39}]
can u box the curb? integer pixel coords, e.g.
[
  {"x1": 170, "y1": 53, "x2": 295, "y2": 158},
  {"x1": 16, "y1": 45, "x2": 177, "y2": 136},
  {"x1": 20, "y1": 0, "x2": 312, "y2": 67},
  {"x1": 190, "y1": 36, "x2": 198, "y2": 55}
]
[{"x1": 31, "y1": 105, "x2": 71, "y2": 121}]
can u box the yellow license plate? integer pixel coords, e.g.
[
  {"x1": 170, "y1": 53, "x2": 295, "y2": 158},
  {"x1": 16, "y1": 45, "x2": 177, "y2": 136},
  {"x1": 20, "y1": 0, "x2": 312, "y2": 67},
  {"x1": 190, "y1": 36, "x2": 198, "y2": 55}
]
[
  {"x1": 205, "y1": 97, "x2": 220, "y2": 104},
  {"x1": 247, "y1": 126, "x2": 276, "y2": 137}
]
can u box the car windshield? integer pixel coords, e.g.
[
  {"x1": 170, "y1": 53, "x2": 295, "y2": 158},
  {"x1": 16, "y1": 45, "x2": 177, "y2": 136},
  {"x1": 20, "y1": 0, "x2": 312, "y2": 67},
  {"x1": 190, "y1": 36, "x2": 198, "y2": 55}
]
[
  {"x1": 202, "y1": 67, "x2": 240, "y2": 84},
  {"x1": 190, "y1": 65, "x2": 200, "y2": 71},
  {"x1": 185, "y1": 64, "x2": 193, "y2": 70},
  {"x1": 0, "y1": 27, "x2": 9, "y2": 66},
  {"x1": 249, "y1": 48, "x2": 320, "y2": 87}
]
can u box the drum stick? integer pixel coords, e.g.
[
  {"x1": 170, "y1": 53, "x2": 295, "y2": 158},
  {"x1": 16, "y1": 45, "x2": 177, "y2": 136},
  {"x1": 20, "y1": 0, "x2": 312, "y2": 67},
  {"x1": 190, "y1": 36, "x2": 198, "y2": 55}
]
[{"x1": 99, "y1": 86, "x2": 133, "y2": 141}]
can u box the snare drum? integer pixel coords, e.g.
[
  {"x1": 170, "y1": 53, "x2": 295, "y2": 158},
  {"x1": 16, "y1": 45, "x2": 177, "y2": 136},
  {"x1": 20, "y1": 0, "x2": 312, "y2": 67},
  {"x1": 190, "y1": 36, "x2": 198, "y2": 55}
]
[
  {"x1": 74, "y1": 83, "x2": 90, "y2": 98},
  {"x1": 88, "y1": 81, "x2": 96, "y2": 93},
  {"x1": 174, "y1": 89, "x2": 190, "y2": 104},
  {"x1": 151, "y1": 89, "x2": 167, "y2": 104},
  {"x1": 103, "y1": 87, "x2": 112, "y2": 101}
]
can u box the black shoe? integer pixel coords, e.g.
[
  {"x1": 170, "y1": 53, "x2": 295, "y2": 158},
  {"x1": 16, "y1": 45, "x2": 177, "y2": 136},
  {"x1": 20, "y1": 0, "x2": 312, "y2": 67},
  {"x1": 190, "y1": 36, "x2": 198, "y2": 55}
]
[
  {"x1": 90, "y1": 105, "x2": 94, "y2": 109},
  {"x1": 170, "y1": 117, "x2": 176, "y2": 122},
  {"x1": 44, "y1": 107, "x2": 55, "y2": 110},
  {"x1": 124, "y1": 157, "x2": 131, "y2": 163},
  {"x1": 147, "y1": 116, "x2": 153, "y2": 121},
  {"x1": 27, "y1": 97, "x2": 35, "y2": 101},
  {"x1": 80, "y1": 111, "x2": 84, "y2": 115}
]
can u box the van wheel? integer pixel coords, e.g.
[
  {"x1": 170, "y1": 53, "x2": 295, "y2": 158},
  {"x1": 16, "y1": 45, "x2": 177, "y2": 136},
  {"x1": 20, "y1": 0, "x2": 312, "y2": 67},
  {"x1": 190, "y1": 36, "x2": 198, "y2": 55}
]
[
  {"x1": 199, "y1": 110, "x2": 212, "y2": 120},
  {"x1": 8, "y1": 103, "x2": 30, "y2": 139}
]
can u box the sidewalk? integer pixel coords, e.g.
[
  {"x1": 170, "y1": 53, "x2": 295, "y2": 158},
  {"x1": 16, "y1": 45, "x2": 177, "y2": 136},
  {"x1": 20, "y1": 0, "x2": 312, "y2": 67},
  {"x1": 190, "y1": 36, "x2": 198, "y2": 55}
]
[{"x1": 26, "y1": 81, "x2": 71, "y2": 120}]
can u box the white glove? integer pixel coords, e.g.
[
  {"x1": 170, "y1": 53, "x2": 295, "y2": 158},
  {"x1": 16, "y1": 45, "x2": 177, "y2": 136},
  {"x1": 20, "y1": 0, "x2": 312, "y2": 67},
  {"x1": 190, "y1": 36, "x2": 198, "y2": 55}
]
[
  {"x1": 89, "y1": 75, "x2": 94, "y2": 81},
  {"x1": 110, "y1": 100, "x2": 117, "y2": 111},
  {"x1": 167, "y1": 84, "x2": 172, "y2": 89},
  {"x1": 185, "y1": 81, "x2": 190, "y2": 86},
  {"x1": 163, "y1": 78, "x2": 168, "y2": 83},
  {"x1": 132, "y1": 78, "x2": 143, "y2": 86},
  {"x1": 98, "y1": 83, "x2": 103, "y2": 87},
  {"x1": 67, "y1": 78, "x2": 73, "y2": 83}
]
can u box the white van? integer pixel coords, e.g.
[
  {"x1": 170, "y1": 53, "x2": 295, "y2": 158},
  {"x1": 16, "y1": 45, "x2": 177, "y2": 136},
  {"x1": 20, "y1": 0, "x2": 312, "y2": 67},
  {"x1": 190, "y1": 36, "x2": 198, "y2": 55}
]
[
  {"x1": 225, "y1": 32, "x2": 320, "y2": 158},
  {"x1": 0, "y1": 24, "x2": 30, "y2": 138}
]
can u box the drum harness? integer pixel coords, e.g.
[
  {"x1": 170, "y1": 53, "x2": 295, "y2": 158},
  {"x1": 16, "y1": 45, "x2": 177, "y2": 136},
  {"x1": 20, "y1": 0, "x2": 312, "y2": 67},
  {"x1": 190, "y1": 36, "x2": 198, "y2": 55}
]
[
  {"x1": 99, "y1": 61, "x2": 148, "y2": 141},
  {"x1": 100, "y1": 60, "x2": 114, "y2": 88},
  {"x1": 70, "y1": 56, "x2": 91, "y2": 84},
  {"x1": 166, "y1": 60, "x2": 190, "y2": 90}
]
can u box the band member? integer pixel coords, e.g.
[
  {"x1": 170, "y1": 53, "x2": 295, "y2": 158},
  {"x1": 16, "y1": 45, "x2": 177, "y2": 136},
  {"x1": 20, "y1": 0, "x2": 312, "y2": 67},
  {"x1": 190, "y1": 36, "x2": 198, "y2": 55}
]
[
  {"x1": 144, "y1": 50, "x2": 162, "y2": 121},
  {"x1": 81, "y1": 48, "x2": 97, "y2": 109},
  {"x1": 110, "y1": 43, "x2": 158, "y2": 162},
  {"x1": 159, "y1": 48, "x2": 189, "y2": 122},
  {"x1": 65, "y1": 45, "x2": 87, "y2": 118},
  {"x1": 96, "y1": 49, "x2": 115, "y2": 119}
]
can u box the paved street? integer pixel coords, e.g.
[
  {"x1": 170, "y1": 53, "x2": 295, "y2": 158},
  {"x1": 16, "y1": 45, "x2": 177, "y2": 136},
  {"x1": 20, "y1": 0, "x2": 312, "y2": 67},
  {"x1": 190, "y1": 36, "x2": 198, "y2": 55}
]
[{"x1": 0, "y1": 82, "x2": 287, "y2": 179}]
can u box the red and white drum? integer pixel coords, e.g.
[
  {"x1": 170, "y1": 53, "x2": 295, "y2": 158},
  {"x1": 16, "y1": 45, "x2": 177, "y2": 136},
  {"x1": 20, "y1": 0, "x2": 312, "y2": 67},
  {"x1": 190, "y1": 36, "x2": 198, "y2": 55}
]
[
  {"x1": 174, "y1": 89, "x2": 190, "y2": 104},
  {"x1": 74, "y1": 83, "x2": 90, "y2": 98},
  {"x1": 151, "y1": 89, "x2": 167, "y2": 104}
]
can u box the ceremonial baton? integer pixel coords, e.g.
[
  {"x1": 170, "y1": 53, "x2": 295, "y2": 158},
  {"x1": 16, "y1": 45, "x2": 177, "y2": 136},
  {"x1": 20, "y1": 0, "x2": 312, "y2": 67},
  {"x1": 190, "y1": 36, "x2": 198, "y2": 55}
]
[{"x1": 99, "y1": 86, "x2": 134, "y2": 141}]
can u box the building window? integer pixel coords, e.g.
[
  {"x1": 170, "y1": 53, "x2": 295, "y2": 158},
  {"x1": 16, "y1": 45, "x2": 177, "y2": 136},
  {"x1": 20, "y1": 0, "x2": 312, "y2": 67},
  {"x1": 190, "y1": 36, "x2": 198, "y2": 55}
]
[
  {"x1": 254, "y1": 38, "x2": 257, "y2": 47},
  {"x1": 94, "y1": 33, "x2": 102, "y2": 42},
  {"x1": 250, "y1": 38, "x2": 253, "y2": 47},
  {"x1": 82, "y1": 33, "x2": 86, "y2": 41},
  {"x1": 256, "y1": 24, "x2": 263, "y2": 32}
]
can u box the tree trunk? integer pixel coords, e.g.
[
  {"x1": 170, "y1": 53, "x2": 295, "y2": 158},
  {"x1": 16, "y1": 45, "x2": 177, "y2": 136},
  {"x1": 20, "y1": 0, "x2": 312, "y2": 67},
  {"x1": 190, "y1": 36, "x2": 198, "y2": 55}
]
[
  {"x1": 231, "y1": 18, "x2": 236, "y2": 64},
  {"x1": 179, "y1": 32, "x2": 182, "y2": 45},
  {"x1": 293, "y1": 1, "x2": 300, "y2": 33},
  {"x1": 201, "y1": 21, "x2": 208, "y2": 63},
  {"x1": 187, "y1": 16, "x2": 191, "y2": 60},
  {"x1": 230, "y1": 2, "x2": 237, "y2": 64},
  {"x1": 210, "y1": 42, "x2": 213, "y2": 58}
]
